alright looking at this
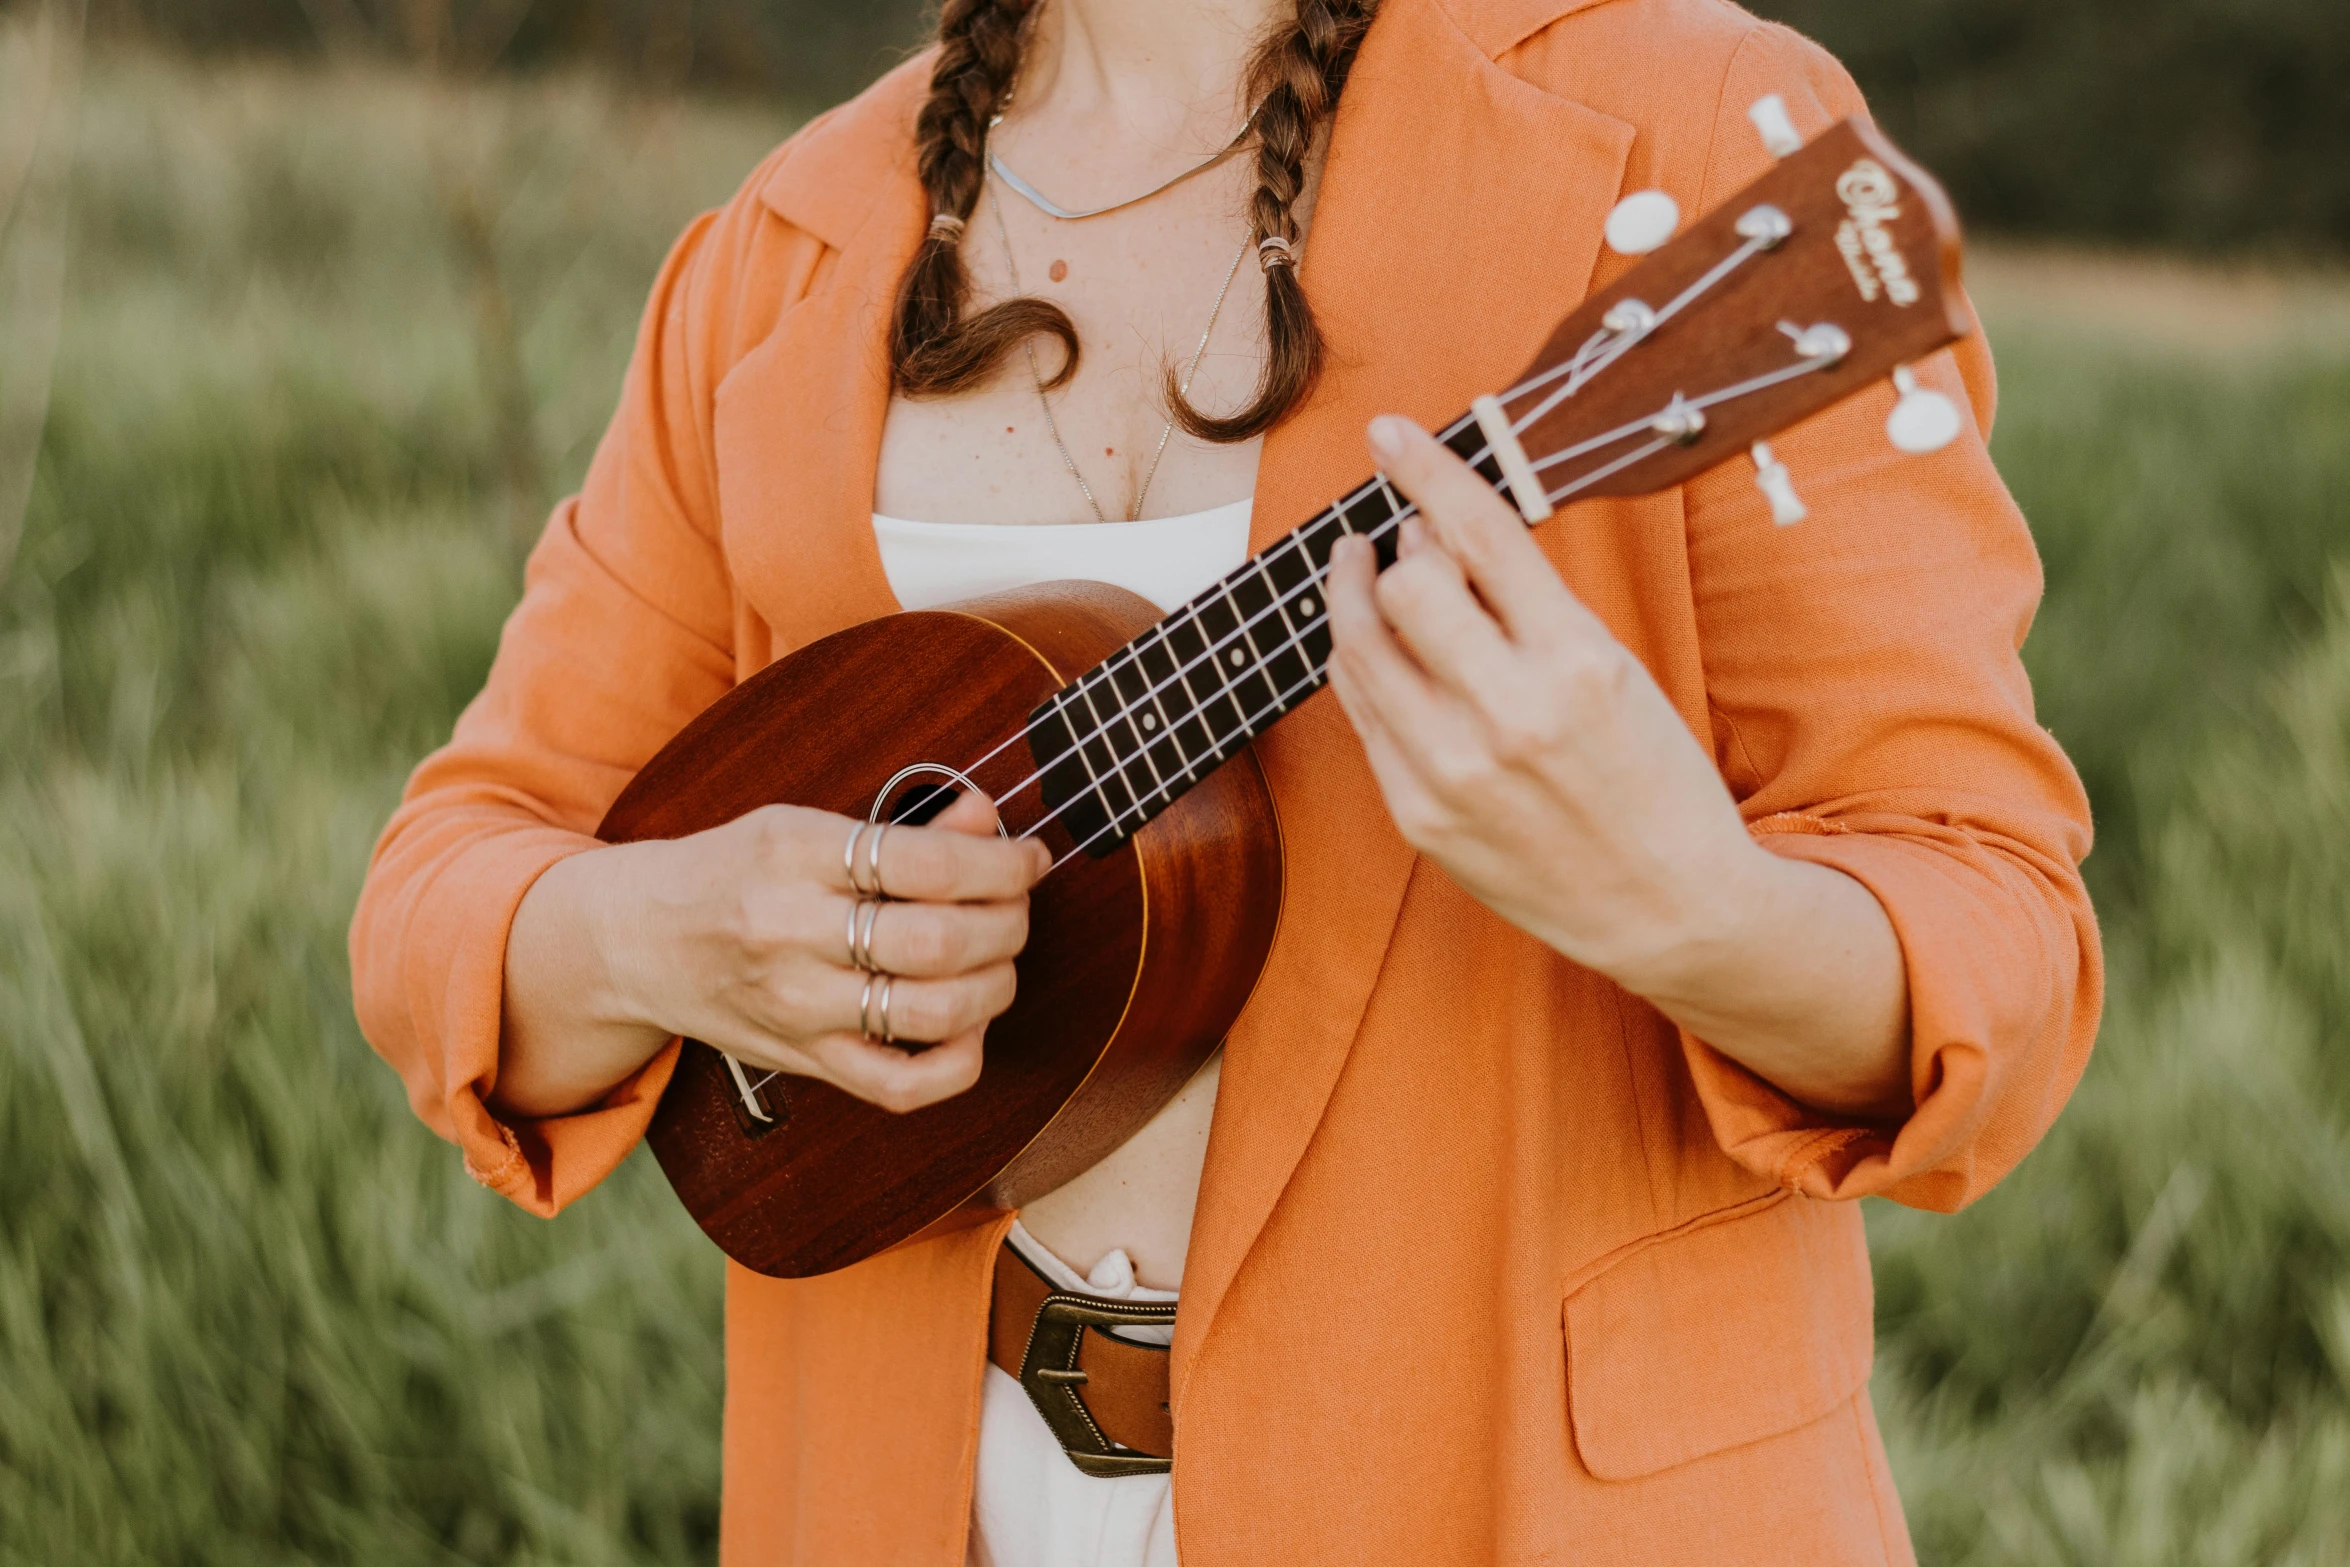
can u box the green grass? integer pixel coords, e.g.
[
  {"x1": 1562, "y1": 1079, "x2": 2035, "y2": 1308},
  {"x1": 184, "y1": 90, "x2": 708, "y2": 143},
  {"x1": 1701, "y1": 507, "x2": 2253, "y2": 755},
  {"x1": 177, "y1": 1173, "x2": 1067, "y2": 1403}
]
[{"x1": 4, "y1": 45, "x2": 2349, "y2": 1567}]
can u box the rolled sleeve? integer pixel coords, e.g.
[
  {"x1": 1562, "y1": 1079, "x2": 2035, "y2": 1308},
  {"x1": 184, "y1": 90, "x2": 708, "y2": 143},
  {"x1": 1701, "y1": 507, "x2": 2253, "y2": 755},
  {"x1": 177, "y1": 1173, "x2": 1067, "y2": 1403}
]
[
  {"x1": 1671, "y1": 28, "x2": 2103, "y2": 1211},
  {"x1": 350, "y1": 167, "x2": 789, "y2": 1214}
]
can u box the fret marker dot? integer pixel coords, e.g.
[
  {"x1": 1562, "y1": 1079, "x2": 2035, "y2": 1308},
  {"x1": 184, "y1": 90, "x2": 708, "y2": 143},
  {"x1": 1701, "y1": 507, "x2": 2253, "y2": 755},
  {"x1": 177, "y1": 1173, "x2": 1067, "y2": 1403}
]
[
  {"x1": 1141, "y1": 713, "x2": 1158, "y2": 730},
  {"x1": 1299, "y1": 597, "x2": 1318, "y2": 617},
  {"x1": 1229, "y1": 650, "x2": 1246, "y2": 667}
]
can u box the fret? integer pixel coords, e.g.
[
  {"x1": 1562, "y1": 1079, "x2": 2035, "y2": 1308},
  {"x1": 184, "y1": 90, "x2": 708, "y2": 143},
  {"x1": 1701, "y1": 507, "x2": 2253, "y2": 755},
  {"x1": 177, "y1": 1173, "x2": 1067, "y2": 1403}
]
[
  {"x1": 1195, "y1": 582, "x2": 1281, "y2": 721},
  {"x1": 1338, "y1": 483, "x2": 1389, "y2": 539},
  {"x1": 1117, "y1": 633, "x2": 1201, "y2": 781},
  {"x1": 1225, "y1": 561, "x2": 1310, "y2": 703},
  {"x1": 1069, "y1": 676, "x2": 1153, "y2": 825},
  {"x1": 1154, "y1": 608, "x2": 1244, "y2": 761},
  {"x1": 1099, "y1": 653, "x2": 1183, "y2": 800},
  {"x1": 1037, "y1": 400, "x2": 1476, "y2": 858},
  {"x1": 1444, "y1": 418, "x2": 1510, "y2": 490},
  {"x1": 1281, "y1": 531, "x2": 1339, "y2": 674},
  {"x1": 1295, "y1": 507, "x2": 1351, "y2": 572},
  {"x1": 1025, "y1": 698, "x2": 1114, "y2": 854},
  {"x1": 1259, "y1": 539, "x2": 1331, "y2": 689},
  {"x1": 1340, "y1": 480, "x2": 1406, "y2": 567}
]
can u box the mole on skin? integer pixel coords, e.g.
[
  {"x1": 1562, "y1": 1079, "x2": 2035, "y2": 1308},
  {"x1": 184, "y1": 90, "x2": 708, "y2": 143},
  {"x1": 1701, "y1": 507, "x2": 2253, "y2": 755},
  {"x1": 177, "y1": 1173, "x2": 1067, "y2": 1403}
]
[{"x1": 1049, "y1": 259, "x2": 1068, "y2": 282}]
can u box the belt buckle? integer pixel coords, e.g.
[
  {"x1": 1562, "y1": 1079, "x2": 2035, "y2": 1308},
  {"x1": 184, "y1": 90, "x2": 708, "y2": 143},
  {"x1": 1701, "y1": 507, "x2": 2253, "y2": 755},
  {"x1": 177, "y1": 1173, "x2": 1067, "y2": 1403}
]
[{"x1": 1018, "y1": 1293, "x2": 1178, "y2": 1478}]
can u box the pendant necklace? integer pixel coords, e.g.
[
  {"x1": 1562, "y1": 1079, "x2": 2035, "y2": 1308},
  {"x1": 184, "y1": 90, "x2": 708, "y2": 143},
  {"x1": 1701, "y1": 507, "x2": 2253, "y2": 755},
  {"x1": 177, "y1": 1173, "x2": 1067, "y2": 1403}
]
[{"x1": 986, "y1": 180, "x2": 1253, "y2": 524}]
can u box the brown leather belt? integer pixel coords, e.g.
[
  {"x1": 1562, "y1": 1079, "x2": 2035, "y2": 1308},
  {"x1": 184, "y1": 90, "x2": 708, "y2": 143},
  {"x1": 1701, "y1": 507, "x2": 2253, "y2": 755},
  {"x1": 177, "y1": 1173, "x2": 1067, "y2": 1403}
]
[{"x1": 988, "y1": 1239, "x2": 1175, "y2": 1477}]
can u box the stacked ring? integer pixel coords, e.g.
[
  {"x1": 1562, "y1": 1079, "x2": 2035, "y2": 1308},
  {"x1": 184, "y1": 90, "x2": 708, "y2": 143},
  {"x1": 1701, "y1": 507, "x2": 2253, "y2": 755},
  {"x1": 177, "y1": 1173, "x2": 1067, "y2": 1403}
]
[
  {"x1": 844, "y1": 822, "x2": 893, "y2": 897},
  {"x1": 847, "y1": 824, "x2": 898, "y2": 1038},
  {"x1": 847, "y1": 897, "x2": 884, "y2": 972},
  {"x1": 859, "y1": 973, "x2": 897, "y2": 1045}
]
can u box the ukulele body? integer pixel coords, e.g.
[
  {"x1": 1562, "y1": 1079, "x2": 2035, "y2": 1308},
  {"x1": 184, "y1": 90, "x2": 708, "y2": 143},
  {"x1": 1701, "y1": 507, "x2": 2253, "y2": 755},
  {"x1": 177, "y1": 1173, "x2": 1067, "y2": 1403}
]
[{"x1": 597, "y1": 580, "x2": 1283, "y2": 1280}]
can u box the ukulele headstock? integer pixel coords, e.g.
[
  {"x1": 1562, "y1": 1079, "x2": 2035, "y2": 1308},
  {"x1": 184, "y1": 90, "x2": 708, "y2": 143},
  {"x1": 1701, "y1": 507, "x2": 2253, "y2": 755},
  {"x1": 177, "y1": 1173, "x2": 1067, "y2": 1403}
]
[{"x1": 1480, "y1": 113, "x2": 1971, "y2": 518}]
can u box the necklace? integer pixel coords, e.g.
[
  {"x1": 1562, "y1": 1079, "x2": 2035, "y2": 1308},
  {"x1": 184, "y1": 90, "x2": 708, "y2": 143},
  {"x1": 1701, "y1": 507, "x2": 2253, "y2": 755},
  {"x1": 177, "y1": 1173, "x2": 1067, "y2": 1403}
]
[
  {"x1": 988, "y1": 105, "x2": 1260, "y2": 223},
  {"x1": 986, "y1": 180, "x2": 1253, "y2": 524}
]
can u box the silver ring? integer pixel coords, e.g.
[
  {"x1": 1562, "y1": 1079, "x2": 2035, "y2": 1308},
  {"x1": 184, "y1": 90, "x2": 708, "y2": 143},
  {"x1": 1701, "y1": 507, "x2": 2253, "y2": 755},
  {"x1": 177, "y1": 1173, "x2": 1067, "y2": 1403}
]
[
  {"x1": 845, "y1": 821, "x2": 894, "y2": 897},
  {"x1": 848, "y1": 897, "x2": 884, "y2": 972},
  {"x1": 859, "y1": 973, "x2": 897, "y2": 1044},
  {"x1": 844, "y1": 822, "x2": 872, "y2": 893}
]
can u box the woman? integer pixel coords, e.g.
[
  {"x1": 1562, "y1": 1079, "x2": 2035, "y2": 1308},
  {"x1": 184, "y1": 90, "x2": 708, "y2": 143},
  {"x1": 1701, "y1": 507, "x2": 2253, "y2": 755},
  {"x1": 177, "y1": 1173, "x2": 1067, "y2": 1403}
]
[{"x1": 351, "y1": 0, "x2": 2101, "y2": 1561}]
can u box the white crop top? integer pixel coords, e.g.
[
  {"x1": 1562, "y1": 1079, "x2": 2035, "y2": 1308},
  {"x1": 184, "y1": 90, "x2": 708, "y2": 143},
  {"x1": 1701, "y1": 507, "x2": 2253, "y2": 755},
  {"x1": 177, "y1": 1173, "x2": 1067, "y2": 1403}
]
[{"x1": 873, "y1": 499, "x2": 1254, "y2": 615}]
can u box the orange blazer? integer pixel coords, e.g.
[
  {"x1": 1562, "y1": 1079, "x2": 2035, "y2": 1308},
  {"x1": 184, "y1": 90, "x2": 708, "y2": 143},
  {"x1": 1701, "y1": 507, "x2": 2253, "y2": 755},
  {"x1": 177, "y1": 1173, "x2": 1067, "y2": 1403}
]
[{"x1": 351, "y1": 1, "x2": 2101, "y2": 1561}]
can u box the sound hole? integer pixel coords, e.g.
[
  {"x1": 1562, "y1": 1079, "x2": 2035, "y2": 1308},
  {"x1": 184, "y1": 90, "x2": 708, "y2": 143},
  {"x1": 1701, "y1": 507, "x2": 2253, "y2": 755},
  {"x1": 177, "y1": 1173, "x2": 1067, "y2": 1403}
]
[{"x1": 887, "y1": 782, "x2": 959, "y2": 826}]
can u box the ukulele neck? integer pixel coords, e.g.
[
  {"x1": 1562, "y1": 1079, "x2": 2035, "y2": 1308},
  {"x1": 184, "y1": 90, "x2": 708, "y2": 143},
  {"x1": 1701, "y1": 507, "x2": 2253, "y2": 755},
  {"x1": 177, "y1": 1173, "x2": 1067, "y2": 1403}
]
[
  {"x1": 1021, "y1": 115, "x2": 1972, "y2": 863},
  {"x1": 1025, "y1": 431, "x2": 1496, "y2": 860}
]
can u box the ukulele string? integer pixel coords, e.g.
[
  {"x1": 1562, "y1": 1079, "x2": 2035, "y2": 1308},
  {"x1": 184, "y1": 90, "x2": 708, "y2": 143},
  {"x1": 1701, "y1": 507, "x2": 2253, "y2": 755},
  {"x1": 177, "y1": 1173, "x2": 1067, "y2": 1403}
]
[
  {"x1": 947, "y1": 221, "x2": 1812, "y2": 833},
  {"x1": 976, "y1": 342, "x2": 1841, "y2": 850},
  {"x1": 963, "y1": 258, "x2": 1767, "y2": 817},
  {"x1": 937, "y1": 350, "x2": 1609, "y2": 797},
  {"x1": 934, "y1": 398, "x2": 1488, "y2": 800},
  {"x1": 1009, "y1": 349, "x2": 1846, "y2": 868}
]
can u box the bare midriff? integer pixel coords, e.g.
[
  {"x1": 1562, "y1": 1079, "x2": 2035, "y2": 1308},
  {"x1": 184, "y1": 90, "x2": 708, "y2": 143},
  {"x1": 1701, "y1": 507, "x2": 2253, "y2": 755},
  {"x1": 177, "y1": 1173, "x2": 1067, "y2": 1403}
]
[{"x1": 1015, "y1": 1055, "x2": 1222, "y2": 1290}]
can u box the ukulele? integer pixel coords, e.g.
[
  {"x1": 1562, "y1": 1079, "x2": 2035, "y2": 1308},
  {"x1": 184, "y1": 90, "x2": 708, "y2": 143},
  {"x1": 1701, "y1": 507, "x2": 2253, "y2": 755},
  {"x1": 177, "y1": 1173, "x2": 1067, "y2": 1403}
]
[{"x1": 598, "y1": 109, "x2": 1973, "y2": 1279}]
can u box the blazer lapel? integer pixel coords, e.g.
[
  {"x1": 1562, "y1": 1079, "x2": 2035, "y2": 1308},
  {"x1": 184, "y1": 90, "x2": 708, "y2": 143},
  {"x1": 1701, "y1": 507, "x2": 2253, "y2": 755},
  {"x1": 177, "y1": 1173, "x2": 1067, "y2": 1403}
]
[{"x1": 1175, "y1": 0, "x2": 1635, "y2": 1391}]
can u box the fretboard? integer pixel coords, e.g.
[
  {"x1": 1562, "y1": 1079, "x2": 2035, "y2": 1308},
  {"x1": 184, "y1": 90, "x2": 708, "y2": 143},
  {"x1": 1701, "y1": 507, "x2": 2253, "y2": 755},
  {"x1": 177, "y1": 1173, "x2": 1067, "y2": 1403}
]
[{"x1": 1028, "y1": 416, "x2": 1512, "y2": 859}]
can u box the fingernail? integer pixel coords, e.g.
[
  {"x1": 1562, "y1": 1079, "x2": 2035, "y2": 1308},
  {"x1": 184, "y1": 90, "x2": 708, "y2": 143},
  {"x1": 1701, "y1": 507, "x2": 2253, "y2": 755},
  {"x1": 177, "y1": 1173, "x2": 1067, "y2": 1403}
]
[{"x1": 1367, "y1": 415, "x2": 1412, "y2": 461}]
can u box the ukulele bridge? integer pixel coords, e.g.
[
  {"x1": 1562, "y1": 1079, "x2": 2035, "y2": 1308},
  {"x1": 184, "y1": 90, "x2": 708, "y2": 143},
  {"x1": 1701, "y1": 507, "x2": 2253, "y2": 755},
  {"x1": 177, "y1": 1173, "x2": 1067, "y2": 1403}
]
[{"x1": 721, "y1": 1053, "x2": 787, "y2": 1137}]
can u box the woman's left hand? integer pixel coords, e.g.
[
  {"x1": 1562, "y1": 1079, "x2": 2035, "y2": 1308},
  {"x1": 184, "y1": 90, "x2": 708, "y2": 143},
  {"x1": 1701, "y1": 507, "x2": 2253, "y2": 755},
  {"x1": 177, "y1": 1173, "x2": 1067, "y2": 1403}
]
[{"x1": 1326, "y1": 415, "x2": 1914, "y2": 1119}]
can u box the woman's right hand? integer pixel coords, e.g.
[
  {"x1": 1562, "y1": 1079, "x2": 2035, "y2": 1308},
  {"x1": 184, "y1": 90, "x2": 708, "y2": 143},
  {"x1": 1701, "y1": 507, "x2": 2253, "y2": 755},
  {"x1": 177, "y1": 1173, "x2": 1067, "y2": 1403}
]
[{"x1": 496, "y1": 789, "x2": 1048, "y2": 1120}]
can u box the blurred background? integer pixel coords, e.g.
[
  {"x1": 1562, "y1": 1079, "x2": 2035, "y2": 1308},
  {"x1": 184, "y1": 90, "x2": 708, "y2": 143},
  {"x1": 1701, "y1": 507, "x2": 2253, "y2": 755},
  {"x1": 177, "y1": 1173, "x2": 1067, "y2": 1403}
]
[{"x1": 2, "y1": 1, "x2": 2346, "y2": 1562}]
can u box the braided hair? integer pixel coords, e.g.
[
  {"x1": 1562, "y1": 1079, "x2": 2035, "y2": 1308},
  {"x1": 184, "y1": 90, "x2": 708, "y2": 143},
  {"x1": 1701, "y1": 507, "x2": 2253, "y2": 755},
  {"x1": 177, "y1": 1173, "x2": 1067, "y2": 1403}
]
[{"x1": 889, "y1": 0, "x2": 1382, "y2": 442}]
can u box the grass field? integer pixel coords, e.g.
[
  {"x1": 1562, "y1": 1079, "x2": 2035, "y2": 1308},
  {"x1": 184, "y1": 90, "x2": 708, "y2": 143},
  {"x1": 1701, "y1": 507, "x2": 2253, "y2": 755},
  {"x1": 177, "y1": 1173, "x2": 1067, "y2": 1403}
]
[{"x1": 4, "y1": 45, "x2": 2350, "y2": 1567}]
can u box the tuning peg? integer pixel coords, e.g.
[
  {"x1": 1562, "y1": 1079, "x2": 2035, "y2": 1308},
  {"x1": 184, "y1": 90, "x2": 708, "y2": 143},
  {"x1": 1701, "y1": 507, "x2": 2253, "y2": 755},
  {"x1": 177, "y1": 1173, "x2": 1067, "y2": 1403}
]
[
  {"x1": 1887, "y1": 366, "x2": 1963, "y2": 454},
  {"x1": 1749, "y1": 95, "x2": 1804, "y2": 159},
  {"x1": 1751, "y1": 442, "x2": 1808, "y2": 526},
  {"x1": 1780, "y1": 320, "x2": 1853, "y2": 365},
  {"x1": 1605, "y1": 190, "x2": 1681, "y2": 256}
]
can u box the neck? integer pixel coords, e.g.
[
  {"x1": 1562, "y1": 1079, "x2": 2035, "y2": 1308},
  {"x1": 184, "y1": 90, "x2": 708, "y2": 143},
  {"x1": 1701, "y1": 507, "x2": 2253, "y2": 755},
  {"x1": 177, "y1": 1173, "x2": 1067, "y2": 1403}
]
[{"x1": 1017, "y1": 0, "x2": 1288, "y2": 143}]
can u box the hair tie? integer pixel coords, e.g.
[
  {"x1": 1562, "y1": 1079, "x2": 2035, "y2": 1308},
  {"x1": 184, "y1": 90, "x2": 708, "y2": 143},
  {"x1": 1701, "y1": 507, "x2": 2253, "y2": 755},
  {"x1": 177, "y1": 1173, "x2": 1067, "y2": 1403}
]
[
  {"x1": 928, "y1": 212, "x2": 967, "y2": 240},
  {"x1": 1256, "y1": 234, "x2": 1297, "y2": 272}
]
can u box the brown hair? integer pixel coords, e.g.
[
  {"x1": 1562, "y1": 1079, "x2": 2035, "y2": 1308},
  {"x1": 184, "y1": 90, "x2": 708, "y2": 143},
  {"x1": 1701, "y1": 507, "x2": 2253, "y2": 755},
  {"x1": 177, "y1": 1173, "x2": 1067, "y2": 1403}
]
[{"x1": 890, "y1": 0, "x2": 1381, "y2": 443}]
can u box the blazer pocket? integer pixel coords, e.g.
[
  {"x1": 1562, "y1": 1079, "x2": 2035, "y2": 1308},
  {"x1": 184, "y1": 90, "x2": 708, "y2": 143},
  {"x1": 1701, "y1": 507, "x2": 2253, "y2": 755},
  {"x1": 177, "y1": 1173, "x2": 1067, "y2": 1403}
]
[{"x1": 1563, "y1": 1192, "x2": 1874, "y2": 1481}]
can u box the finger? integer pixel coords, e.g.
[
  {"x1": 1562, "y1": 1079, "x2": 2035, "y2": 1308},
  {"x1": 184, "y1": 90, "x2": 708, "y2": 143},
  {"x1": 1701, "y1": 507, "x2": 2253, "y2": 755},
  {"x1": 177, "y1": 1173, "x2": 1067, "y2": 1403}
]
[
  {"x1": 822, "y1": 962, "x2": 1020, "y2": 1045},
  {"x1": 802, "y1": 1028, "x2": 986, "y2": 1115},
  {"x1": 848, "y1": 895, "x2": 1031, "y2": 977},
  {"x1": 930, "y1": 787, "x2": 1028, "y2": 849},
  {"x1": 1326, "y1": 534, "x2": 1456, "y2": 740},
  {"x1": 1366, "y1": 415, "x2": 1598, "y2": 644},
  {"x1": 1370, "y1": 521, "x2": 1524, "y2": 704},
  {"x1": 833, "y1": 811, "x2": 1044, "y2": 901},
  {"x1": 929, "y1": 788, "x2": 1052, "y2": 879},
  {"x1": 1326, "y1": 637, "x2": 1447, "y2": 821}
]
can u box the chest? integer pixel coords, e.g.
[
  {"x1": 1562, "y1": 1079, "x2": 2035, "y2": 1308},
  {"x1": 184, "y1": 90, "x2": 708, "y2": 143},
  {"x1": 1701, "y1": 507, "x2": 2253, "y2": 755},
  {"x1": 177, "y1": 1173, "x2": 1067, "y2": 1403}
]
[{"x1": 873, "y1": 161, "x2": 1274, "y2": 526}]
